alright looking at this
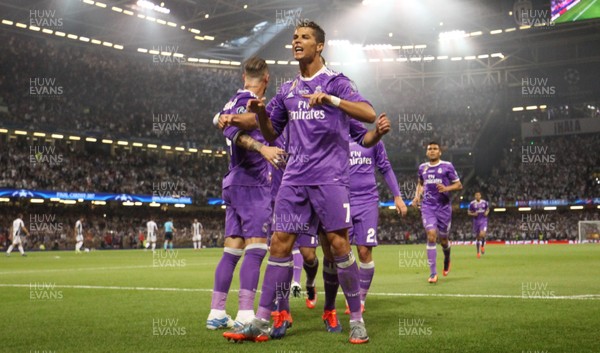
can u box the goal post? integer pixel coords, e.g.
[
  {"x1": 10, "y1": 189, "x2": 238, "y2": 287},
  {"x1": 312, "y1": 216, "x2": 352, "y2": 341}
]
[{"x1": 578, "y1": 221, "x2": 600, "y2": 243}]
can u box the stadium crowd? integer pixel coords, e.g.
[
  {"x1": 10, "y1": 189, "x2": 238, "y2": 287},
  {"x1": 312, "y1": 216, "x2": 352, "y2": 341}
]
[
  {"x1": 0, "y1": 31, "x2": 499, "y2": 156},
  {"x1": 0, "y1": 138, "x2": 228, "y2": 205},
  {"x1": 466, "y1": 133, "x2": 599, "y2": 203},
  {"x1": 2, "y1": 207, "x2": 596, "y2": 251},
  {"x1": 376, "y1": 84, "x2": 501, "y2": 154},
  {"x1": 0, "y1": 32, "x2": 238, "y2": 148},
  {"x1": 0, "y1": 209, "x2": 226, "y2": 251}
]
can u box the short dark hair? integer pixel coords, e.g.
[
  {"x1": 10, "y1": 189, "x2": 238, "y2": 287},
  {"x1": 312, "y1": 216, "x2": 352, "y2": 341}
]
[
  {"x1": 296, "y1": 20, "x2": 325, "y2": 45},
  {"x1": 427, "y1": 141, "x2": 440, "y2": 148},
  {"x1": 243, "y1": 56, "x2": 268, "y2": 79}
]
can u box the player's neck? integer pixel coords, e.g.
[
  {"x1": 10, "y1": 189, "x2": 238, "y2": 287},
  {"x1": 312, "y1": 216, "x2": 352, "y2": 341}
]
[
  {"x1": 428, "y1": 159, "x2": 441, "y2": 165},
  {"x1": 243, "y1": 83, "x2": 265, "y2": 98},
  {"x1": 299, "y1": 58, "x2": 324, "y2": 78},
  {"x1": 243, "y1": 78, "x2": 266, "y2": 98}
]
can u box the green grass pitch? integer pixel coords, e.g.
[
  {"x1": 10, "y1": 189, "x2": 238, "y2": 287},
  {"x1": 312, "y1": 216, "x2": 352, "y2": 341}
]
[
  {"x1": 1, "y1": 244, "x2": 599, "y2": 353},
  {"x1": 554, "y1": 0, "x2": 600, "y2": 23}
]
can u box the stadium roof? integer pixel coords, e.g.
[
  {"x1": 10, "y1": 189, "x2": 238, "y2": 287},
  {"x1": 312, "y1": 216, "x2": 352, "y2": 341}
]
[{"x1": 2, "y1": 0, "x2": 599, "y2": 65}]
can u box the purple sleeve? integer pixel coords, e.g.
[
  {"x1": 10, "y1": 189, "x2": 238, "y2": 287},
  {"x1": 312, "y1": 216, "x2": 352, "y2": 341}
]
[
  {"x1": 223, "y1": 125, "x2": 241, "y2": 142},
  {"x1": 266, "y1": 93, "x2": 288, "y2": 136},
  {"x1": 484, "y1": 201, "x2": 490, "y2": 211},
  {"x1": 469, "y1": 203, "x2": 475, "y2": 213},
  {"x1": 329, "y1": 75, "x2": 372, "y2": 105},
  {"x1": 447, "y1": 163, "x2": 460, "y2": 183},
  {"x1": 418, "y1": 165, "x2": 424, "y2": 183},
  {"x1": 349, "y1": 119, "x2": 367, "y2": 145},
  {"x1": 375, "y1": 142, "x2": 401, "y2": 197},
  {"x1": 222, "y1": 94, "x2": 249, "y2": 141}
]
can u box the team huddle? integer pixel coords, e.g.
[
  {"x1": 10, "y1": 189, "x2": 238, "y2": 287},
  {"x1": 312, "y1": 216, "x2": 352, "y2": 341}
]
[{"x1": 204, "y1": 20, "x2": 489, "y2": 345}]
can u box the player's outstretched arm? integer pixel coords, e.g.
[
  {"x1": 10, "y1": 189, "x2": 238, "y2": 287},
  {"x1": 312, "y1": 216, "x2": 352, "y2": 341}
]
[
  {"x1": 302, "y1": 93, "x2": 376, "y2": 123},
  {"x1": 247, "y1": 98, "x2": 279, "y2": 142},
  {"x1": 361, "y1": 113, "x2": 391, "y2": 147},
  {"x1": 217, "y1": 113, "x2": 258, "y2": 130},
  {"x1": 236, "y1": 133, "x2": 287, "y2": 169}
]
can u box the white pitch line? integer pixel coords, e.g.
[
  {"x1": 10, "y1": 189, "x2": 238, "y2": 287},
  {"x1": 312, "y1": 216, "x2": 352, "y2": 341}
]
[
  {"x1": 0, "y1": 262, "x2": 214, "y2": 275},
  {"x1": 574, "y1": 0, "x2": 597, "y2": 21},
  {"x1": 0, "y1": 265, "x2": 152, "y2": 275},
  {"x1": 1, "y1": 283, "x2": 599, "y2": 300}
]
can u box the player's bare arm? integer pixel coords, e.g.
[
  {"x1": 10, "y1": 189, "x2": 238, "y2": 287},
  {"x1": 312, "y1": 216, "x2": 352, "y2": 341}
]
[
  {"x1": 302, "y1": 93, "x2": 376, "y2": 123},
  {"x1": 236, "y1": 133, "x2": 287, "y2": 169},
  {"x1": 247, "y1": 98, "x2": 279, "y2": 142},
  {"x1": 436, "y1": 180, "x2": 463, "y2": 193},
  {"x1": 412, "y1": 180, "x2": 424, "y2": 208},
  {"x1": 361, "y1": 113, "x2": 391, "y2": 147},
  {"x1": 468, "y1": 209, "x2": 477, "y2": 217},
  {"x1": 217, "y1": 113, "x2": 259, "y2": 130},
  {"x1": 395, "y1": 196, "x2": 408, "y2": 217}
]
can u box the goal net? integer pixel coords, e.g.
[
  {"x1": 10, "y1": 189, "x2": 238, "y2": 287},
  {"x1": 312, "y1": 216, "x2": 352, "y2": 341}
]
[{"x1": 578, "y1": 221, "x2": 600, "y2": 243}]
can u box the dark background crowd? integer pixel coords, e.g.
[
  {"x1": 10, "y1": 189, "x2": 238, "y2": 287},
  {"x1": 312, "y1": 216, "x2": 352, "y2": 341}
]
[{"x1": 0, "y1": 31, "x2": 598, "y2": 251}]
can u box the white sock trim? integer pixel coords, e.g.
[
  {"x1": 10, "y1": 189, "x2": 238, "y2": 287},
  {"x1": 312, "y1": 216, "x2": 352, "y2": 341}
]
[
  {"x1": 359, "y1": 261, "x2": 375, "y2": 269},
  {"x1": 267, "y1": 260, "x2": 294, "y2": 267},
  {"x1": 426, "y1": 245, "x2": 437, "y2": 250},
  {"x1": 224, "y1": 247, "x2": 243, "y2": 256},
  {"x1": 336, "y1": 252, "x2": 356, "y2": 269},
  {"x1": 245, "y1": 243, "x2": 268, "y2": 251}
]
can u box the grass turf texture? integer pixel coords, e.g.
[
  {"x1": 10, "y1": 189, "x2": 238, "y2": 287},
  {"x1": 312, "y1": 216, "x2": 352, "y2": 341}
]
[
  {"x1": 554, "y1": 0, "x2": 600, "y2": 23},
  {"x1": 1, "y1": 245, "x2": 599, "y2": 353}
]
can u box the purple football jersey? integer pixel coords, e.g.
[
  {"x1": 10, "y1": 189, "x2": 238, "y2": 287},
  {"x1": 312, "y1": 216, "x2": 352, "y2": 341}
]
[
  {"x1": 222, "y1": 89, "x2": 269, "y2": 188},
  {"x1": 349, "y1": 140, "x2": 400, "y2": 204},
  {"x1": 417, "y1": 161, "x2": 460, "y2": 207},
  {"x1": 469, "y1": 200, "x2": 489, "y2": 223},
  {"x1": 269, "y1": 133, "x2": 287, "y2": 200},
  {"x1": 266, "y1": 66, "x2": 371, "y2": 187}
]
